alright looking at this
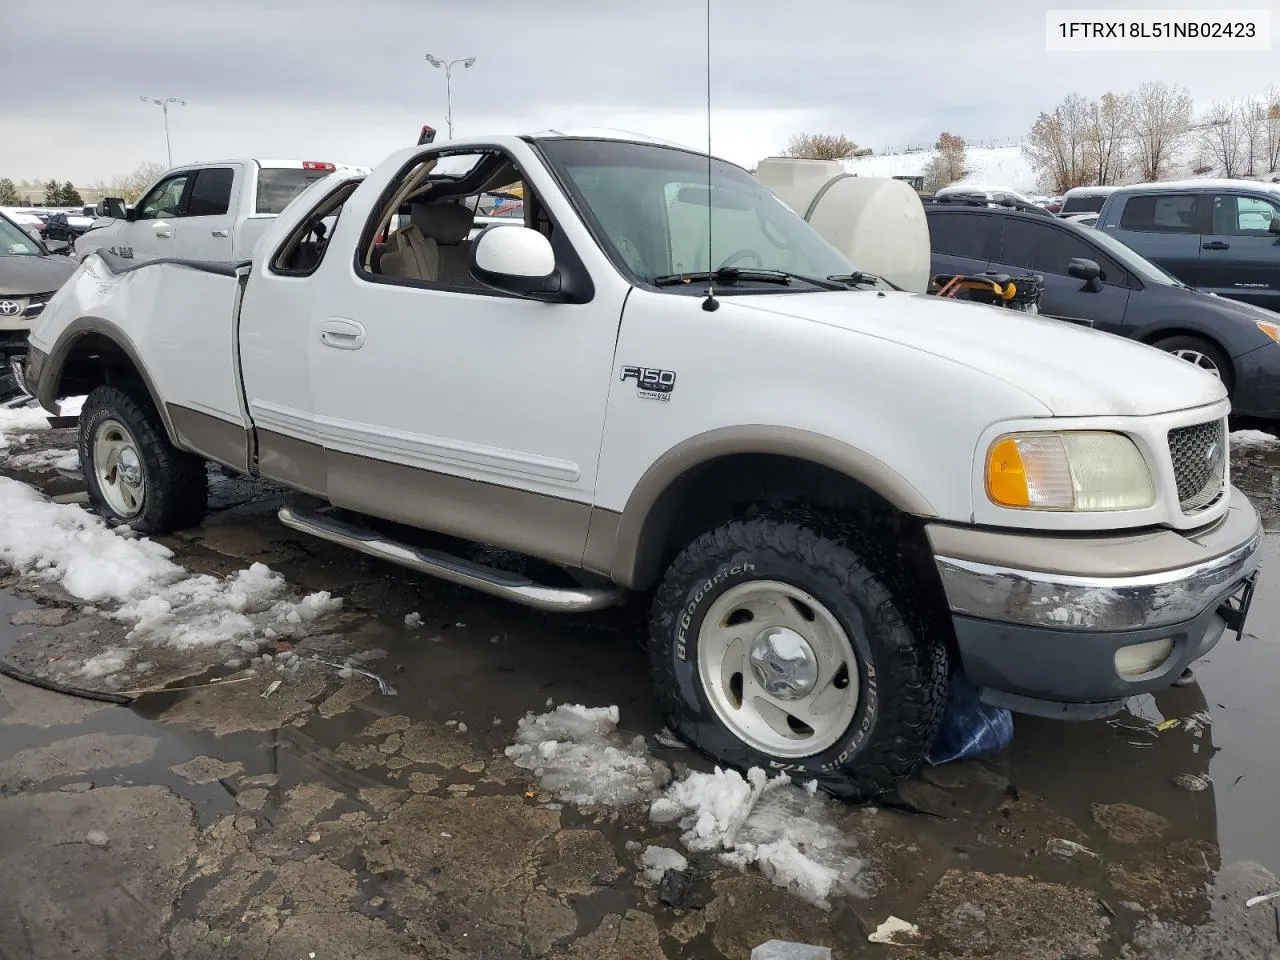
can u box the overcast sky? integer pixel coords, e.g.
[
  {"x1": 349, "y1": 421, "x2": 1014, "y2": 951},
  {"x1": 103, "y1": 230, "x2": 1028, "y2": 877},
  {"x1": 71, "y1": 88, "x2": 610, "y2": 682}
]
[{"x1": 6, "y1": 0, "x2": 1277, "y2": 184}]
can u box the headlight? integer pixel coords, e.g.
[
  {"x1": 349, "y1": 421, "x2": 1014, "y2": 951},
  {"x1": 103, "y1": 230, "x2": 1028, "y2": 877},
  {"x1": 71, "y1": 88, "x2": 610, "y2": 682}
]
[{"x1": 986, "y1": 431, "x2": 1155, "y2": 511}]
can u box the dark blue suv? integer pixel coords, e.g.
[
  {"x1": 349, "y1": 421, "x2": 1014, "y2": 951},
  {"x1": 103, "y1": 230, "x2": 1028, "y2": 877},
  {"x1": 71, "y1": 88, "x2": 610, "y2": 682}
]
[
  {"x1": 1096, "y1": 180, "x2": 1280, "y2": 313},
  {"x1": 925, "y1": 197, "x2": 1280, "y2": 419}
]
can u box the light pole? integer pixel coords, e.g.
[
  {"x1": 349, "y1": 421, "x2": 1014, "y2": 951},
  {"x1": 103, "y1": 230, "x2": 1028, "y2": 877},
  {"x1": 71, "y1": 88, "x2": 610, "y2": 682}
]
[
  {"x1": 423, "y1": 54, "x2": 476, "y2": 139},
  {"x1": 140, "y1": 96, "x2": 186, "y2": 167}
]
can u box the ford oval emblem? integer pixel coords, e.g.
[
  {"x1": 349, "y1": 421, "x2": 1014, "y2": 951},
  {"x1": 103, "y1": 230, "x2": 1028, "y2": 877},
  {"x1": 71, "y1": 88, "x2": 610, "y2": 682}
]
[{"x1": 1205, "y1": 441, "x2": 1224, "y2": 473}]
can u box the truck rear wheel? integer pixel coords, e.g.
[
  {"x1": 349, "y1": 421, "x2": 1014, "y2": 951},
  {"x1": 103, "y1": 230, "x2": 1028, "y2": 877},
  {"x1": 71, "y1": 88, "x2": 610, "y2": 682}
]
[
  {"x1": 78, "y1": 385, "x2": 208, "y2": 535},
  {"x1": 647, "y1": 513, "x2": 948, "y2": 802}
]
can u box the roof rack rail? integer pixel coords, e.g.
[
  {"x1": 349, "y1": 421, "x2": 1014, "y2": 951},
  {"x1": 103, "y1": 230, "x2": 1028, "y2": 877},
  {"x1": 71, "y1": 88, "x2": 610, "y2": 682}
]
[{"x1": 924, "y1": 193, "x2": 1055, "y2": 218}]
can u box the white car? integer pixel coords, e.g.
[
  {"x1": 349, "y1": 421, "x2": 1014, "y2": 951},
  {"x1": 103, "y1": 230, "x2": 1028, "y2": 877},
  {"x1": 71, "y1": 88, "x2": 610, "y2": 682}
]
[{"x1": 23, "y1": 131, "x2": 1262, "y2": 800}]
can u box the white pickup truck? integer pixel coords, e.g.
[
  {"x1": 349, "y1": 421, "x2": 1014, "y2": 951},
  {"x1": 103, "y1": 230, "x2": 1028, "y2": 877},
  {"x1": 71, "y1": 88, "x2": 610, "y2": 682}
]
[
  {"x1": 22, "y1": 130, "x2": 1262, "y2": 799},
  {"x1": 76, "y1": 158, "x2": 370, "y2": 264}
]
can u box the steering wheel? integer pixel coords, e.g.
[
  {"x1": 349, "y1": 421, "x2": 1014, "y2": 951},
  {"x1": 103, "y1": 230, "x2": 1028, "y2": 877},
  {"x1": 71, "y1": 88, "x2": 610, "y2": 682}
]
[{"x1": 717, "y1": 248, "x2": 764, "y2": 270}]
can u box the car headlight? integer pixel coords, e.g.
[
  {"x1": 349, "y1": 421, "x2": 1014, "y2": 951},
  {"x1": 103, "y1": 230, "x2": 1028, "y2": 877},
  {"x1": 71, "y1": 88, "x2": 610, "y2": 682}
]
[{"x1": 985, "y1": 431, "x2": 1155, "y2": 511}]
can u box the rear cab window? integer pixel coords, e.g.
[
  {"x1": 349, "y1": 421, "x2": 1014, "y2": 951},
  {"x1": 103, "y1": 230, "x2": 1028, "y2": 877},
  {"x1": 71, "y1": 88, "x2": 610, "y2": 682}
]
[
  {"x1": 1060, "y1": 194, "x2": 1108, "y2": 215},
  {"x1": 1117, "y1": 193, "x2": 1200, "y2": 233},
  {"x1": 254, "y1": 166, "x2": 336, "y2": 215}
]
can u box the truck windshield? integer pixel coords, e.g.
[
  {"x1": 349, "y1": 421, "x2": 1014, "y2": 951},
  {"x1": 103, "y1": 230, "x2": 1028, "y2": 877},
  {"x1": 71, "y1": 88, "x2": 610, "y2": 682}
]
[
  {"x1": 0, "y1": 216, "x2": 41, "y2": 256},
  {"x1": 255, "y1": 168, "x2": 335, "y2": 215},
  {"x1": 538, "y1": 138, "x2": 855, "y2": 289}
]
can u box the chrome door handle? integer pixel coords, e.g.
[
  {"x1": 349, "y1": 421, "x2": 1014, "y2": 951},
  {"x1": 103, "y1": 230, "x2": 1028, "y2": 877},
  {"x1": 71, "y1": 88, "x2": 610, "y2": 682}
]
[
  {"x1": 211, "y1": 229, "x2": 229, "y2": 238},
  {"x1": 319, "y1": 318, "x2": 366, "y2": 350},
  {"x1": 155, "y1": 230, "x2": 172, "y2": 238}
]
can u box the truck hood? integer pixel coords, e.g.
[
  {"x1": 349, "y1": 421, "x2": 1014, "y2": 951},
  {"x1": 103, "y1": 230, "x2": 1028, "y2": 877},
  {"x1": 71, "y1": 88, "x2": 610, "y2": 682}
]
[
  {"x1": 733, "y1": 290, "x2": 1227, "y2": 417},
  {"x1": 0, "y1": 254, "x2": 79, "y2": 297}
]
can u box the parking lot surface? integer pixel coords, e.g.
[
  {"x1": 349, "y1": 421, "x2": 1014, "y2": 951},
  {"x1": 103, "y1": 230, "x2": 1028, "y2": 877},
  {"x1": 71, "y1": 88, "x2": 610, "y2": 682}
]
[{"x1": 2, "y1": 421, "x2": 1280, "y2": 959}]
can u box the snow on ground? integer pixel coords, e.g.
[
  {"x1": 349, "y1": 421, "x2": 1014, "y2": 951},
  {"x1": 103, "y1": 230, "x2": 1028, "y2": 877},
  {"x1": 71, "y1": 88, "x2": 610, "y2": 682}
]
[
  {"x1": 506, "y1": 703, "x2": 867, "y2": 909},
  {"x1": 1231, "y1": 429, "x2": 1280, "y2": 447},
  {"x1": 0, "y1": 476, "x2": 343, "y2": 681},
  {"x1": 6, "y1": 448, "x2": 78, "y2": 472},
  {"x1": 842, "y1": 144, "x2": 1037, "y2": 193}
]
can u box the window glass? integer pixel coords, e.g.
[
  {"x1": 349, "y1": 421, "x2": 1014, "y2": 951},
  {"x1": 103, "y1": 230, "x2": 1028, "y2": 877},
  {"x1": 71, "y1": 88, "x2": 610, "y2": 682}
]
[
  {"x1": 1000, "y1": 218, "x2": 1124, "y2": 283},
  {"x1": 255, "y1": 168, "x2": 333, "y2": 215},
  {"x1": 1060, "y1": 193, "x2": 1108, "y2": 214},
  {"x1": 186, "y1": 168, "x2": 234, "y2": 217},
  {"x1": 0, "y1": 215, "x2": 41, "y2": 256},
  {"x1": 1118, "y1": 194, "x2": 1198, "y2": 233},
  {"x1": 927, "y1": 212, "x2": 993, "y2": 259},
  {"x1": 540, "y1": 138, "x2": 852, "y2": 287},
  {"x1": 1211, "y1": 194, "x2": 1280, "y2": 235},
  {"x1": 136, "y1": 176, "x2": 189, "y2": 220}
]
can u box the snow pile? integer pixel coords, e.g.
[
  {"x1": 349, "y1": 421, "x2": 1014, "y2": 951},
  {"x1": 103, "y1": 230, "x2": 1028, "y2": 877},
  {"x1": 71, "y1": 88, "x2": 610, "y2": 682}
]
[
  {"x1": 0, "y1": 477, "x2": 342, "y2": 674},
  {"x1": 505, "y1": 704, "x2": 673, "y2": 805},
  {"x1": 6, "y1": 448, "x2": 78, "y2": 472},
  {"x1": 1231, "y1": 429, "x2": 1279, "y2": 447},
  {"x1": 0, "y1": 406, "x2": 56, "y2": 452},
  {"x1": 639, "y1": 845, "x2": 688, "y2": 882},
  {"x1": 508, "y1": 703, "x2": 866, "y2": 909}
]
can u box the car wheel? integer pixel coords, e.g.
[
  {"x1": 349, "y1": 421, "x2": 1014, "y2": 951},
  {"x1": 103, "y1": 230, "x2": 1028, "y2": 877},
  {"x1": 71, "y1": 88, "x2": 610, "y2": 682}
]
[
  {"x1": 647, "y1": 512, "x2": 949, "y2": 802},
  {"x1": 78, "y1": 384, "x2": 208, "y2": 535},
  {"x1": 1152, "y1": 335, "x2": 1234, "y2": 395}
]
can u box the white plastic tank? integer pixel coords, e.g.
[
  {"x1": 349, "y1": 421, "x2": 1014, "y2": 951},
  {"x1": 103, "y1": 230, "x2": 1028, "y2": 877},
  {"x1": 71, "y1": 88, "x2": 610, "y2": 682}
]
[{"x1": 755, "y1": 157, "x2": 930, "y2": 294}]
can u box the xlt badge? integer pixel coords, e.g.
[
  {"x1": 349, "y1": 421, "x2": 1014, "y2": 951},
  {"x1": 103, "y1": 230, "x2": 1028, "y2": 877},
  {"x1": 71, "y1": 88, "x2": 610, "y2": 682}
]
[{"x1": 621, "y1": 365, "x2": 676, "y2": 401}]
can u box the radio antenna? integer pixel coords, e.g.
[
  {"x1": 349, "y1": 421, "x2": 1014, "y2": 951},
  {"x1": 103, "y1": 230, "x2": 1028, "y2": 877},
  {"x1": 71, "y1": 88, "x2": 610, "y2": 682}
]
[{"x1": 701, "y1": 0, "x2": 719, "y2": 312}]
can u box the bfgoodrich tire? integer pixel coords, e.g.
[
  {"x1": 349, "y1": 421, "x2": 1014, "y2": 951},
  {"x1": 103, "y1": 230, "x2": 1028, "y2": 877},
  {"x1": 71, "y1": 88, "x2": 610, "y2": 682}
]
[
  {"x1": 78, "y1": 384, "x2": 208, "y2": 535},
  {"x1": 648, "y1": 514, "x2": 948, "y2": 802}
]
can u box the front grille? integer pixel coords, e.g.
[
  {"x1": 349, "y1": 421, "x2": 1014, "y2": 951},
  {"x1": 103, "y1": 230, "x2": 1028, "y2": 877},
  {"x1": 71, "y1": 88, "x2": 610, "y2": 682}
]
[
  {"x1": 26, "y1": 292, "x2": 53, "y2": 305},
  {"x1": 1168, "y1": 419, "x2": 1227, "y2": 513}
]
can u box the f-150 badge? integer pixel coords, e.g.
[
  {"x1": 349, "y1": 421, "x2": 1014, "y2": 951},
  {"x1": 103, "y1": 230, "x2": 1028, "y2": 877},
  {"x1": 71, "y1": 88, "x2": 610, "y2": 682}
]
[{"x1": 620, "y1": 365, "x2": 675, "y2": 402}]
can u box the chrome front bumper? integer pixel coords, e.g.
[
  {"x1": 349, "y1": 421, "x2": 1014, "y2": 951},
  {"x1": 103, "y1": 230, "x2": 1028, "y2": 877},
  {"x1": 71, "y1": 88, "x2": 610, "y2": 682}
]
[{"x1": 929, "y1": 488, "x2": 1262, "y2": 633}]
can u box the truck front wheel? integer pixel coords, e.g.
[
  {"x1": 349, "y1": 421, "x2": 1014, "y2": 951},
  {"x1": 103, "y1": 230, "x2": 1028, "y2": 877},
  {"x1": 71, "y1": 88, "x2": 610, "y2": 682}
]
[
  {"x1": 78, "y1": 385, "x2": 208, "y2": 535},
  {"x1": 648, "y1": 514, "x2": 948, "y2": 802}
]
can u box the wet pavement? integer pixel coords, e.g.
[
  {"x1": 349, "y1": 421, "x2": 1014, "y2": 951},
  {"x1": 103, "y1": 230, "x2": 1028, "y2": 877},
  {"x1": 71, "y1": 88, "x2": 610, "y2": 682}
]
[{"x1": 3, "y1": 422, "x2": 1280, "y2": 958}]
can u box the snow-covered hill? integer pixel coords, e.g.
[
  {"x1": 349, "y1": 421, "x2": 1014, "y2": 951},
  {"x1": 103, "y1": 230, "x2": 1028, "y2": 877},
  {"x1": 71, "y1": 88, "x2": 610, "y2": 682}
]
[{"x1": 841, "y1": 145, "x2": 1037, "y2": 193}]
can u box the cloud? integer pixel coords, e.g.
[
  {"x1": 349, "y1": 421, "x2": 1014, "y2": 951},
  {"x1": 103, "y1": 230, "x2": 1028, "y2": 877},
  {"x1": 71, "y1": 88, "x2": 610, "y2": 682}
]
[{"x1": 3, "y1": 0, "x2": 1275, "y2": 182}]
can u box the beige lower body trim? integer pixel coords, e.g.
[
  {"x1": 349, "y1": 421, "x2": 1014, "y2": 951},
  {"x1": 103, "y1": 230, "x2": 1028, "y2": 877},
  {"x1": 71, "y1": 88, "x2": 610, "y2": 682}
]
[
  {"x1": 167, "y1": 404, "x2": 250, "y2": 474},
  {"x1": 258, "y1": 429, "x2": 327, "y2": 497},
  {"x1": 324, "y1": 449, "x2": 597, "y2": 571}
]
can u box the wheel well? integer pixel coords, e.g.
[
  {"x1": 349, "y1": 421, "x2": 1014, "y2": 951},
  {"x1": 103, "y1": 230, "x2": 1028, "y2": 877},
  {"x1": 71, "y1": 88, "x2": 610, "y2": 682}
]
[
  {"x1": 631, "y1": 453, "x2": 942, "y2": 600},
  {"x1": 54, "y1": 333, "x2": 149, "y2": 402},
  {"x1": 1137, "y1": 327, "x2": 1221, "y2": 351}
]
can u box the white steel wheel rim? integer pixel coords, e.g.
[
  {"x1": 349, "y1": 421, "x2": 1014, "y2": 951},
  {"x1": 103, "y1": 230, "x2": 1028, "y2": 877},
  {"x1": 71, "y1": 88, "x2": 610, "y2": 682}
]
[
  {"x1": 93, "y1": 418, "x2": 145, "y2": 518},
  {"x1": 697, "y1": 579, "x2": 861, "y2": 759},
  {"x1": 1169, "y1": 348, "x2": 1221, "y2": 379}
]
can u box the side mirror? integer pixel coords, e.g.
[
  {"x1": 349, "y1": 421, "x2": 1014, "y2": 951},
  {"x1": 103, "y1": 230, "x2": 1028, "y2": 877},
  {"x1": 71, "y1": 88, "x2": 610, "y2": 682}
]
[
  {"x1": 469, "y1": 225, "x2": 562, "y2": 300},
  {"x1": 101, "y1": 197, "x2": 128, "y2": 220},
  {"x1": 1269, "y1": 217, "x2": 1280, "y2": 235},
  {"x1": 44, "y1": 239, "x2": 71, "y2": 255},
  {"x1": 1068, "y1": 257, "x2": 1104, "y2": 292}
]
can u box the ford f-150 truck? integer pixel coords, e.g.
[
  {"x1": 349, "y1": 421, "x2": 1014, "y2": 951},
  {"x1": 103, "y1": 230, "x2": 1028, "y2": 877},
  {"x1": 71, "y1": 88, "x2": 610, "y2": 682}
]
[
  {"x1": 76, "y1": 158, "x2": 370, "y2": 264},
  {"x1": 22, "y1": 130, "x2": 1262, "y2": 799}
]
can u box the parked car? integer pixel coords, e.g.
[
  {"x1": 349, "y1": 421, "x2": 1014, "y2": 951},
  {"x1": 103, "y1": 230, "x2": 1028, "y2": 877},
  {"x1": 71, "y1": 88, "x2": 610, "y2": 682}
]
[
  {"x1": 43, "y1": 212, "x2": 95, "y2": 244},
  {"x1": 935, "y1": 182, "x2": 1040, "y2": 207},
  {"x1": 1063, "y1": 212, "x2": 1099, "y2": 228},
  {"x1": 76, "y1": 158, "x2": 371, "y2": 264},
  {"x1": 926, "y1": 198, "x2": 1280, "y2": 418},
  {"x1": 24, "y1": 131, "x2": 1261, "y2": 800},
  {"x1": 1059, "y1": 185, "x2": 1121, "y2": 217},
  {"x1": 1096, "y1": 179, "x2": 1280, "y2": 313},
  {"x1": 0, "y1": 210, "x2": 75, "y2": 398}
]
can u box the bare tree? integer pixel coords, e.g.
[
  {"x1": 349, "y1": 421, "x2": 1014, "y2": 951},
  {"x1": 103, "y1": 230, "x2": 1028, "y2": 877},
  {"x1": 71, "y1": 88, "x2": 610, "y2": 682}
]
[
  {"x1": 1023, "y1": 93, "x2": 1093, "y2": 192},
  {"x1": 93, "y1": 161, "x2": 167, "y2": 203},
  {"x1": 1201, "y1": 99, "x2": 1246, "y2": 178},
  {"x1": 923, "y1": 131, "x2": 968, "y2": 191},
  {"x1": 1084, "y1": 92, "x2": 1130, "y2": 185},
  {"x1": 783, "y1": 133, "x2": 859, "y2": 160},
  {"x1": 1128, "y1": 81, "x2": 1194, "y2": 181},
  {"x1": 1267, "y1": 87, "x2": 1280, "y2": 173},
  {"x1": 1237, "y1": 98, "x2": 1268, "y2": 176}
]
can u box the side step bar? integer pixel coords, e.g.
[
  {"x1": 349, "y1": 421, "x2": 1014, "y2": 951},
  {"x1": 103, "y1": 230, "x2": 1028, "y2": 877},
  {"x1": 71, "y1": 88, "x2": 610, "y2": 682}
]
[{"x1": 277, "y1": 505, "x2": 627, "y2": 614}]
